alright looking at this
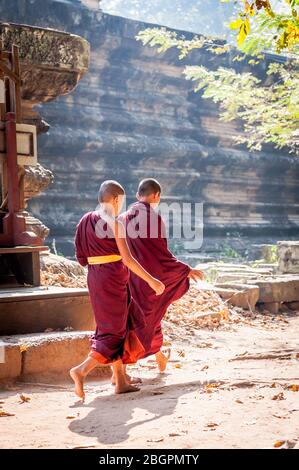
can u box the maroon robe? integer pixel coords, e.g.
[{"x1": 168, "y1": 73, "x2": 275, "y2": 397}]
[
  {"x1": 125, "y1": 202, "x2": 191, "y2": 358},
  {"x1": 74, "y1": 211, "x2": 145, "y2": 365}
]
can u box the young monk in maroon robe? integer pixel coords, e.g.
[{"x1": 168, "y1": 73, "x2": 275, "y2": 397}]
[
  {"x1": 70, "y1": 180, "x2": 165, "y2": 400},
  {"x1": 124, "y1": 179, "x2": 204, "y2": 373}
]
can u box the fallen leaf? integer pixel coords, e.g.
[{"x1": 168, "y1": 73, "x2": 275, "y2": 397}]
[
  {"x1": 147, "y1": 438, "x2": 164, "y2": 443},
  {"x1": 273, "y1": 440, "x2": 285, "y2": 448},
  {"x1": 271, "y1": 383, "x2": 276, "y2": 388},
  {"x1": 235, "y1": 399, "x2": 243, "y2": 404},
  {"x1": 206, "y1": 422, "x2": 219, "y2": 428},
  {"x1": 0, "y1": 410, "x2": 15, "y2": 417},
  {"x1": 206, "y1": 383, "x2": 220, "y2": 389},
  {"x1": 175, "y1": 364, "x2": 182, "y2": 369},
  {"x1": 19, "y1": 394, "x2": 30, "y2": 404},
  {"x1": 66, "y1": 416, "x2": 76, "y2": 419},
  {"x1": 69, "y1": 444, "x2": 96, "y2": 449},
  {"x1": 201, "y1": 365, "x2": 209, "y2": 371},
  {"x1": 197, "y1": 342, "x2": 214, "y2": 348},
  {"x1": 272, "y1": 392, "x2": 285, "y2": 401},
  {"x1": 244, "y1": 419, "x2": 257, "y2": 425},
  {"x1": 219, "y1": 309, "x2": 230, "y2": 321},
  {"x1": 152, "y1": 391, "x2": 164, "y2": 396}
]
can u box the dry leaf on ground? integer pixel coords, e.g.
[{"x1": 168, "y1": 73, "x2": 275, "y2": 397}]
[
  {"x1": 0, "y1": 410, "x2": 15, "y2": 417},
  {"x1": 272, "y1": 392, "x2": 285, "y2": 401},
  {"x1": 273, "y1": 440, "x2": 286, "y2": 448},
  {"x1": 19, "y1": 394, "x2": 30, "y2": 404}
]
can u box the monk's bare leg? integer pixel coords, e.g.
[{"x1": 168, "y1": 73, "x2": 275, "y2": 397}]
[
  {"x1": 113, "y1": 360, "x2": 140, "y2": 394},
  {"x1": 155, "y1": 348, "x2": 171, "y2": 373},
  {"x1": 111, "y1": 364, "x2": 142, "y2": 385},
  {"x1": 70, "y1": 356, "x2": 98, "y2": 401}
]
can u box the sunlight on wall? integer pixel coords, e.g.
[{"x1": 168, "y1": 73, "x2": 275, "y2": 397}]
[{"x1": 101, "y1": 0, "x2": 236, "y2": 36}]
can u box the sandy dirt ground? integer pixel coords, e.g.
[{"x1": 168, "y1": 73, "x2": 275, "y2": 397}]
[{"x1": 0, "y1": 313, "x2": 298, "y2": 449}]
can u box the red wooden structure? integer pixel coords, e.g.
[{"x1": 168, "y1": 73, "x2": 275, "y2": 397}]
[
  {"x1": 0, "y1": 42, "x2": 45, "y2": 286},
  {"x1": 0, "y1": 42, "x2": 42, "y2": 247}
]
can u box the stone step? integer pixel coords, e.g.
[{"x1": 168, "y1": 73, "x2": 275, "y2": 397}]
[
  {"x1": 211, "y1": 285, "x2": 259, "y2": 310},
  {"x1": 196, "y1": 263, "x2": 251, "y2": 270},
  {"x1": 0, "y1": 286, "x2": 95, "y2": 335},
  {"x1": 215, "y1": 267, "x2": 271, "y2": 274},
  {"x1": 214, "y1": 273, "x2": 264, "y2": 283},
  {"x1": 0, "y1": 331, "x2": 110, "y2": 384},
  {"x1": 249, "y1": 263, "x2": 278, "y2": 271},
  {"x1": 247, "y1": 276, "x2": 299, "y2": 303}
]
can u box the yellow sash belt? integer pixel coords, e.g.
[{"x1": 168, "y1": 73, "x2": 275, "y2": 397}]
[{"x1": 87, "y1": 254, "x2": 122, "y2": 265}]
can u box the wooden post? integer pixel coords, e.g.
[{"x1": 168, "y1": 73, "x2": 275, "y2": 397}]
[
  {"x1": 5, "y1": 112, "x2": 20, "y2": 214},
  {"x1": 12, "y1": 45, "x2": 21, "y2": 123}
]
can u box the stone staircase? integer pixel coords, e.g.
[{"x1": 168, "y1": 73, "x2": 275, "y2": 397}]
[{"x1": 0, "y1": 286, "x2": 110, "y2": 385}]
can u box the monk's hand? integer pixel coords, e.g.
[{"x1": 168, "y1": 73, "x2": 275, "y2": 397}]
[
  {"x1": 149, "y1": 278, "x2": 165, "y2": 296},
  {"x1": 188, "y1": 269, "x2": 204, "y2": 282}
]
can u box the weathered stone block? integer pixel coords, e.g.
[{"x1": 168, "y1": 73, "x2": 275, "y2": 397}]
[
  {"x1": 0, "y1": 341, "x2": 22, "y2": 382},
  {"x1": 259, "y1": 302, "x2": 281, "y2": 314},
  {"x1": 21, "y1": 332, "x2": 91, "y2": 377},
  {"x1": 0, "y1": 287, "x2": 95, "y2": 335},
  {"x1": 277, "y1": 241, "x2": 299, "y2": 274},
  {"x1": 285, "y1": 301, "x2": 299, "y2": 311},
  {"x1": 212, "y1": 284, "x2": 259, "y2": 310},
  {"x1": 0, "y1": 332, "x2": 111, "y2": 383},
  {"x1": 248, "y1": 277, "x2": 299, "y2": 303}
]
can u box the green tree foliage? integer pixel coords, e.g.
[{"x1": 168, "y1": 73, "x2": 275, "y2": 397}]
[
  {"x1": 137, "y1": 1, "x2": 299, "y2": 155},
  {"x1": 226, "y1": 0, "x2": 299, "y2": 53}
]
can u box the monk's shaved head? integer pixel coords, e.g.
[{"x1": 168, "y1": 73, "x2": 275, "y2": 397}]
[
  {"x1": 98, "y1": 180, "x2": 125, "y2": 203},
  {"x1": 137, "y1": 178, "x2": 161, "y2": 197}
]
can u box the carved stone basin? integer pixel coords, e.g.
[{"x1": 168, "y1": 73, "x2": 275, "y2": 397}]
[
  {"x1": 0, "y1": 22, "x2": 89, "y2": 104},
  {"x1": 0, "y1": 22, "x2": 90, "y2": 239}
]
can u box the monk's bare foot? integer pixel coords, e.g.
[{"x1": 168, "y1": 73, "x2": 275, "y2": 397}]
[
  {"x1": 111, "y1": 374, "x2": 142, "y2": 385},
  {"x1": 156, "y1": 348, "x2": 171, "y2": 373},
  {"x1": 128, "y1": 375, "x2": 142, "y2": 385},
  {"x1": 70, "y1": 367, "x2": 85, "y2": 401},
  {"x1": 114, "y1": 382, "x2": 140, "y2": 394}
]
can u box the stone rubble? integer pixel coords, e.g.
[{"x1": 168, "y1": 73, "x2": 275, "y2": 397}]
[{"x1": 195, "y1": 243, "x2": 299, "y2": 314}]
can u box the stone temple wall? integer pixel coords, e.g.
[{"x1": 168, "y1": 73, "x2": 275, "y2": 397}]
[{"x1": 1, "y1": 0, "x2": 299, "y2": 259}]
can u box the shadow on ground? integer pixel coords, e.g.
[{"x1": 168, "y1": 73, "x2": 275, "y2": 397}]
[{"x1": 69, "y1": 378, "x2": 209, "y2": 445}]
